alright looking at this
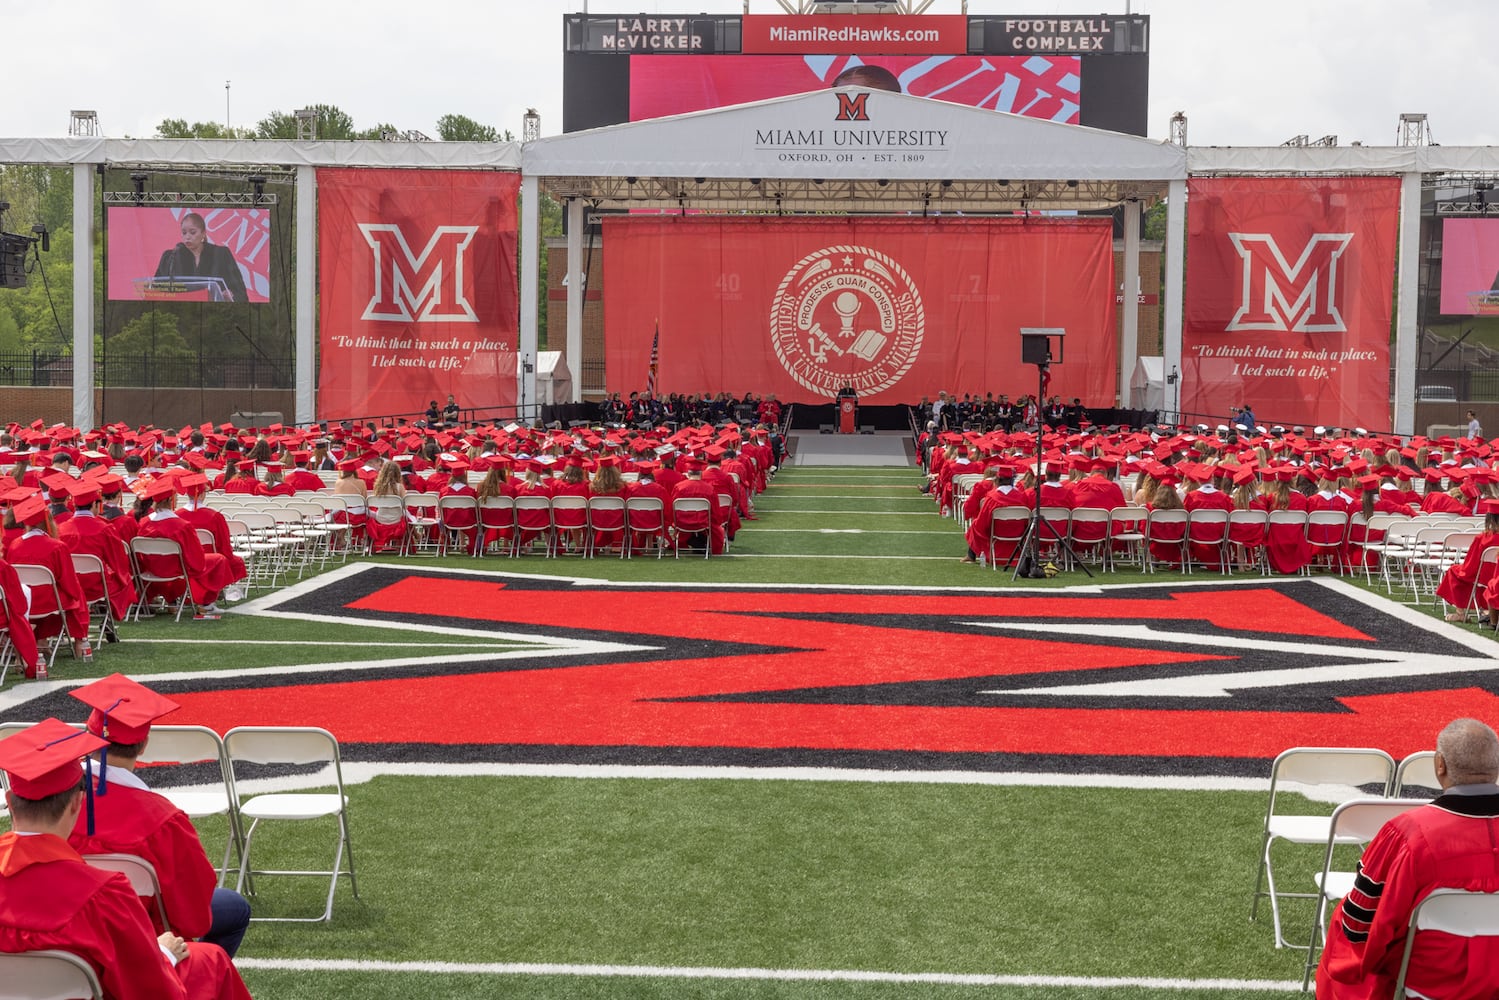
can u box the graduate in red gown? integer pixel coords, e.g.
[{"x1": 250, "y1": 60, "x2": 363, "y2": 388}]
[
  {"x1": 136, "y1": 478, "x2": 238, "y2": 617},
  {"x1": 964, "y1": 465, "x2": 1032, "y2": 565},
  {"x1": 172, "y1": 476, "x2": 248, "y2": 592},
  {"x1": 1436, "y1": 500, "x2": 1499, "y2": 622},
  {"x1": 0, "y1": 720, "x2": 253, "y2": 1000},
  {"x1": 6, "y1": 493, "x2": 91, "y2": 661},
  {"x1": 68, "y1": 675, "x2": 251, "y2": 957},
  {"x1": 56, "y1": 477, "x2": 136, "y2": 627}
]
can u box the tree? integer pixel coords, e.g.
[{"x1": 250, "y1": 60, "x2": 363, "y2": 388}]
[
  {"x1": 436, "y1": 114, "x2": 503, "y2": 143},
  {"x1": 1143, "y1": 200, "x2": 1169, "y2": 242},
  {"x1": 256, "y1": 104, "x2": 357, "y2": 140},
  {"x1": 155, "y1": 119, "x2": 254, "y2": 140},
  {"x1": 106, "y1": 311, "x2": 194, "y2": 359}
]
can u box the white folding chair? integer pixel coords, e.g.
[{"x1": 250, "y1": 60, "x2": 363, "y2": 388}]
[
  {"x1": 585, "y1": 495, "x2": 627, "y2": 558},
  {"x1": 624, "y1": 496, "x2": 667, "y2": 559},
  {"x1": 1393, "y1": 750, "x2": 1440, "y2": 798},
  {"x1": 1251, "y1": 747, "x2": 1397, "y2": 948},
  {"x1": 1184, "y1": 508, "x2": 1231, "y2": 574},
  {"x1": 1108, "y1": 506, "x2": 1149, "y2": 571},
  {"x1": 1300, "y1": 798, "x2": 1427, "y2": 987},
  {"x1": 126, "y1": 538, "x2": 191, "y2": 622},
  {"x1": 1143, "y1": 508, "x2": 1189, "y2": 572},
  {"x1": 1392, "y1": 889, "x2": 1499, "y2": 999},
  {"x1": 225, "y1": 726, "x2": 358, "y2": 922},
  {"x1": 1225, "y1": 508, "x2": 1269, "y2": 574},
  {"x1": 136, "y1": 724, "x2": 247, "y2": 887},
  {"x1": 1305, "y1": 510, "x2": 1349, "y2": 575},
  {"x1": 669, "y1": 497, "x2": 714, "y2": 558},
  {"x1": 0, "y1": 949, "x2": 104, "y2": 1000},
  {"x1": 985, "y1": 507, "x2": 1032, "y2": 569},
  {"x1": 81, "y1": 852, "x2": 172, "y2": 934},
  {"x1": 436, "y1": 495, "x2": 479, "y2": 556},
  {"x1": 475, "y1": 496, "x2": 516, "y2": 558},
  {"x1": 13, "y1": 564, "x2": 77, "y2": 668},
  {"x1": 68, "y1": 553, "x2": 114, "y2": 649}
]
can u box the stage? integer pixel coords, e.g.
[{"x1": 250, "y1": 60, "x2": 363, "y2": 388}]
[{"x1": 785, "y1": 430, "x2": 916, "y2": 468}]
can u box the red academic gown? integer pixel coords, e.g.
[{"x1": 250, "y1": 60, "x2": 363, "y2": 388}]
[
  {"x1": 1255, "y1": 492, "x2": 1312, "y2": 574},
  {"x1": 1070, "y1": 476, "x2": 1127, "y2": 550},
  {"x1": 137, "y1": 512, "x2": 237, "y2": 607},
  {"x1": 626, "y1": 480, "x2": 671, "y2": 553},
  {"x1": 438, "y1": 482, "x2": 479, "y2": 551},
  {"x1": 586, "y1": 486, "x2": 629, "y2": 552},
  {"x1": 1316, "y1": 792, "x2": 1499, "y2": 1000},
  {"x1": 6, "y1": 529, "x2": 89, "y2": 643},
  {"x1": 1435, "y1": 530, "x2": 1499, "y2": 611},
  {"x1": 0, "y1": 557, "x2": 40, "y2": 674},
  {"x1": 701, "y1": 466, "x2": 743, "y2": 538},
  {"x1": 0, "y1": 832, "x2": 250, "y2": 1000},
  {"x1": 284, "y1": 469, "x2": 325, "y2": 493},
  {"x1": 1184, "y1": 486, "x2": 1235, "y2": 568},
  {"x1": 69, "y1": 770, "x2": 217, "y2": 940},
  {"x1": 175, "y1": 506, "x2": 248, "y2": 583},
  {"x1": 57, "y1": 511, "x2": 138, "y2": 620},
  {"x1": 966, "y1": 486, "x2": 1033, "y2": 562},
  {"x1": 364, "y1": 491, "x2": 409, "y2": 554},
  {"x1": 671, "y1": 477, "x2": 726, "y2": 554}
]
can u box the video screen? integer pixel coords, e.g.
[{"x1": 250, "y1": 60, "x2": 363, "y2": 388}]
[
  {"x1": 107, "y1": 206, "x2": 272, "y2": 304},
  {"x1": 1440, "y1": 218, "x2": 1499, "y2": 316},
  {"x1": 628, "y1": 53, "x2": 1081, "y2": 123}
]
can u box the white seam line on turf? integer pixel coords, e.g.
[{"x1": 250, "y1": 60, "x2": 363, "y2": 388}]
[
  {"x1": 231, "y1": 958, "x2": 1300, "y2": 991},
  {"x1": 122, "y1": 639, "x2": 532, "y2": 647},
  {"x1": 164, "y1": 761, "x2": 1271, "y2": 797}
]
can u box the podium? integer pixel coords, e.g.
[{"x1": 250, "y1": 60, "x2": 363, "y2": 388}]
[
  {"x1": 133, "y1": 276, "x2": 230, "y2": 302},
  {"x1": 838, "y1": 391, "x2": 858, "y2": 434}
]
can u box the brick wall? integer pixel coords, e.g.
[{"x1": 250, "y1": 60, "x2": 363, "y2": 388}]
[{"x1": 0, "y1": 386, "x2": 294, "y2": 430}]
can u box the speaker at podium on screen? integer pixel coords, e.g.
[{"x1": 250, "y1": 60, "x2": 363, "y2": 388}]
[{"x1": 132, "y1": 276, "x2": 231, "y2": 302}]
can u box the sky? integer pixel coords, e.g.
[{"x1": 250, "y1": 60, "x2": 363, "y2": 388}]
[{"x1": 6, "y1": 0, "x2": 1497, "y2": 148}]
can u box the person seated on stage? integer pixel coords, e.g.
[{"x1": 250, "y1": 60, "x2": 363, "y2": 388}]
[
  {"x1": 6, "y1": 493, "x2": 92, "y2": 663},
  {"x1": 0, "y1": 719, "x2": 253, "y2": 1000},
  {"x1": 423, "y1": 400, "x2": 441, "y2": 424},
  {"x1": 136, "y1": 478, "x2": 237, "y2": 620},
  {"x1": 69, "y1": 675, "x2": 252, "y2": 958},
  {"x1": 57, "y1": 477, "x2": 135, "y2": 635},
  {"x1": 1436, "y1": 498, "x2": 1499, "y2": 623},
  {"x1": 963, "y1": 464, "x2": 1031, "y2": 566},
  {"x1": 1315, "y1": 718, "x2": 1499, "y2": 1000}
]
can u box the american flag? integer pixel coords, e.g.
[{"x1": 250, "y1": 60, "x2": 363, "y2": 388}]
[{"x1": 645, "y1": 321, "x2": 660, "y2": 396}]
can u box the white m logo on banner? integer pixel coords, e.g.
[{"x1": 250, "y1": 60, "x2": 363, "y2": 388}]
[
  {"x1": 358, "y1": 224, "x2": 479, "y2": 323},
  {"x1": 1226, "y1": 232, "x2": 1354, "y2": 333}
]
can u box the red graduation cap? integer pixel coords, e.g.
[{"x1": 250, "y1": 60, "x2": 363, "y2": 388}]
[
  {"x1": 12, "y1": 494, "x2": 48, "y2": 527},
  {"x1": 72, "y1": 673, "x2": 181, "y2": 746},
  {"x1": 0, "y1": 718, "x2": 108, "y2": 800}
]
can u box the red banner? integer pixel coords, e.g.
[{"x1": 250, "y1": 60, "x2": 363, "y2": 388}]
[
  {"x1": 316, "y1": 168, "x2": 518, "y2": 421},
  {"x1": 602, "y1": 217, "x2": 1116, "y2": 406},
  {"x1": 1184, "y1": 177, "x2": 1400, "y2": 430},
  {"x1": 741, "y1": 15, "x2": 969, "y2": 55}
]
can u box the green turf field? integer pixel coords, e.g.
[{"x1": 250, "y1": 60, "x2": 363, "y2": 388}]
[{"x1": 1, "y1": 463, "x2": 1486, "y2": 998}]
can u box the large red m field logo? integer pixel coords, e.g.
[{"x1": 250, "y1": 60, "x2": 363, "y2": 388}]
[
  {"x1": 25, "y1": 569, "x2": 1489, "y2": 780},
  {"x1": 1226, "y1": 232, "x2": 1354, "y2": 333},
  {"x1": 357, "y1": 224, "x2": 479, "y2": 323}
]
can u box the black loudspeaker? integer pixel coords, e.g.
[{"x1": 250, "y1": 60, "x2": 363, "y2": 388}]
[{"x1": 1020, "y1": 334, "x2": 1051, "y2": 365}]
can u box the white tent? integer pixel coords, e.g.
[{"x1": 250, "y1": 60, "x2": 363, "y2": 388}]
[
  {"x1": 1130, "y1": 356, "x2": 1163, "y2": 411},
  {"x1": 517, "y1": 351, "x2": 572, "y2": 408}
]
